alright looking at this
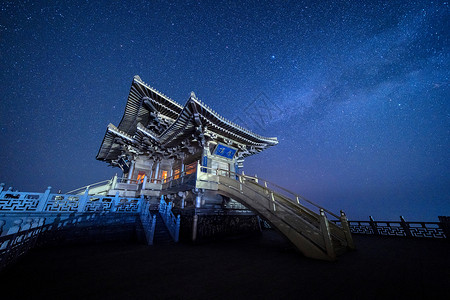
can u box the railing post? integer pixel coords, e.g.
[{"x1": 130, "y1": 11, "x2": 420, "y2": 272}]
[
  {"x1": 36, "y1": 186, "x2": 52, "y2": 212},
  {"x1": 138, "y1": 195, "x2": 145, "y2": 213},
  {"x1": 149, "y1": 215, "x2": 156, "y2": 245},
  {"x1": 0, "y1": 183, "x2": 4, "y2": 193},
  {"x1": 369, "y1": 216, "x2": 379, "y2": 235},
  {"x1": 263, "y1": 181, "x2": 269, "y2": 195},
  {"x1": 111, "y1": 191, "x2": 120, "y2": 212},
  {"x1": 159, "y1": 196, "x2": 165, "y2": 214},
  {"x1": 400, "y1": 216, "x2": 412, "y2": 237},
  {"x1": 340, "y1": 210, "x2": 355, "y2": 250},
  {"x1": 270, "y1": 192, "x2": 276, "y2": 211},
  {"x1": 111, "y1": 174, "x2": 118, "y2": 190},
  {"x1": 167, "y1": 202, "x2": 172, "y2": 223},
  {"x1": 78, "y1": 187, "x2": 89, "y2": 212},
  {"x1": 319, "y1": 209, "x2": 336, "y2": 260},
  {"x1": 175, "y1": 215, "x2": 180, "y2": 242}
]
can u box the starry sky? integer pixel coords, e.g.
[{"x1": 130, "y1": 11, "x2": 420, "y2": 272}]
[{"x1": 1, "y1": 1, "x2": 448, "y2": 221}]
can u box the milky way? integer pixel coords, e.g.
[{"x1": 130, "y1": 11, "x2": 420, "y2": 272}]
[{"x1": 0, "y1": 1, "x2": 448, "y2": 220}]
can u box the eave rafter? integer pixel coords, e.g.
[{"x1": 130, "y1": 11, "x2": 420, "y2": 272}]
[{"x1": 107, "y1": 123, "x2": 135, "y2": 144}]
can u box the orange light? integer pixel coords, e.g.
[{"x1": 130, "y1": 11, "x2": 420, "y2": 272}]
[
  {"x1": 185, "y1": 162, "x2": 197, "y2": 175},
  {"x1": 137, "y1": 172, "x2": 146, "y2": 183}
]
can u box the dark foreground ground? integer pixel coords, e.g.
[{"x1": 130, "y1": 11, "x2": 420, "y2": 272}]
[{"x1": 1, "y1": 231, "x2": 449, "y2": 300}]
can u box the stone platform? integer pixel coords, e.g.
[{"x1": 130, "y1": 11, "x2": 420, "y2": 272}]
[{"x1": 0, "y1": 231, "x2": 448, "y2": 299}]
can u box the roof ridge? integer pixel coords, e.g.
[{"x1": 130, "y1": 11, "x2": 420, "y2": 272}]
[
  {"x1": 134, "y1": 75, "x2": 183, "y2": 109},
  {"x1": 189, "y1": 95, "x2": 278, "y2": 143}
]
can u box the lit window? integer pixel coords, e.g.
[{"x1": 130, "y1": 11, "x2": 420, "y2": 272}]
[
  {"x1": 174, "y1": 169, "x2": 180, "y2": 180},
  {"x1": 137, "y1": 171, "x2": 146, "y2": 183}
]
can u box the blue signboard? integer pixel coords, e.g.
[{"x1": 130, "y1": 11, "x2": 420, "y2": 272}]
[
  {"x1": 201, "y1": 155, "x2": 208, "y2": 172},
  {"x1": 213, "y1": 144, "x2": 237, "y2": 159}
]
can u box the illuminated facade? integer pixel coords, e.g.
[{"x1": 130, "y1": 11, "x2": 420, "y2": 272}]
[{"x1": 96, "y1": 75, "x2": 278, "y2": 240}]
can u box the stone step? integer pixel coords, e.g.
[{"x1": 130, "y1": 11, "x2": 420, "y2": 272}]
[{"x1": 153, "y1": 213, "x2": 175, "y2": 245}]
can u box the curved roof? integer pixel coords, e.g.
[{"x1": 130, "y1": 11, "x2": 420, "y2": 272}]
[{"x1": 97, "y1": 75, "x2": 278, "y2": 163}]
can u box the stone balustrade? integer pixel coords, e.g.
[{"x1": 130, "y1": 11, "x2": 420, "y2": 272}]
[
  {"x1": 0, "y1": 183, "x2": 145, "y2": 236},
  {"x1": 159, "y1": 198, "x2": 180, "y2": 242},
  {"x1": 332, "y1": 216, "x2": 448, "y2": 239},
  {"x1": 0, "y1": 184, "x2": 143, "y2": 214}
]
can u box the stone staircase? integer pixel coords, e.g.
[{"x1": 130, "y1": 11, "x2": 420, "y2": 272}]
[
  {"x1": 152, "y1": 212, "x2": 175, "y2": 245},
  {"x1": 214, "y1": 174, "x2": 355, "y2": 261}
]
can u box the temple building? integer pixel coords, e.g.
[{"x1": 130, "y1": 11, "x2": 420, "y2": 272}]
[
  {"x1": 96, "y1": 75, "x2": 278, "y2": 239},
  {"x1": 93, "y1": 75, "x2": 354, "y2": 260},
  {"x1": 97, "y1": 75, "x2": 277, "y2": 191}
]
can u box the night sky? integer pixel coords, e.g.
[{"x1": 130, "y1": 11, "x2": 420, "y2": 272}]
[{"x1": 1, "y1": 1, "x2": 448, "y2": 221}]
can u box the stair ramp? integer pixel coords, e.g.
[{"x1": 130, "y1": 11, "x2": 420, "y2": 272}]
[{"x1": 196, "y1": 168, "x2": 355, "y2": 261}]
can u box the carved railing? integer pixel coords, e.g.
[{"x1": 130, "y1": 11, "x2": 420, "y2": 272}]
[
  {"x1": 159, "y1": 198, "x2": 180, "y2": 242},
  {"x1": 0, "y1": 184, "x2": 143, "y2": 214},
  {"x1": 139, "y1": 200, "x2": 156, "y2": 245},
  {"x1": 0, "y1": 183, "x2": 147, "y2": 259},
  {"x1": 333, "y1": 216, "x2": 448, "y2": 239},
  {"x1": 65, "y1": 178, "x2": 114, "y2": 195},
  {"x1": 197, "y1": 166, "x2": 342, "y2": 220}
]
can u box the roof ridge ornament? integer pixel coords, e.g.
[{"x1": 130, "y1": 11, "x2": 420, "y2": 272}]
[{"x1": 190, "y1": 91, "x2": 196, "y2": 99}]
